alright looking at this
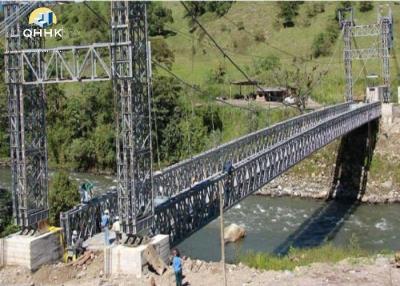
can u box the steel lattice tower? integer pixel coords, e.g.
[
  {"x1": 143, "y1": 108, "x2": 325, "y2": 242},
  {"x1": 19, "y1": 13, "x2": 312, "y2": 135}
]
[
  {"x1": 343, "y1": 21, "x2": 353, "y2": 102},
  {"x1": 340, "y1": 6, "x2": 393, "y2": 103},
  {"x1": 4, "y1": 2, "x2": 48, "y2": 228},
  {"x1": 111, "y1": 2, "x2": 154, "y2": 235}
]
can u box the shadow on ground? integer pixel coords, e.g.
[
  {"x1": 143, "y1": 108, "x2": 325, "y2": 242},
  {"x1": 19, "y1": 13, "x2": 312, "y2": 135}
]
[{"x1": 274, "y1": 119, "x2": 379, "y2": 255}]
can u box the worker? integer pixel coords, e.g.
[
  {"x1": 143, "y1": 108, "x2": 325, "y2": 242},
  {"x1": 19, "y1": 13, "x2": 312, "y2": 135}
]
[
  {"x1": 78, "y1": 183, "x2": 86, "y2": 204},
  {"x1": 112, "y1": 216, "x2": 121, "y2": 244},
  {"x1": 79, "y1": 182, "x2": 94, "y2": 204},
  {"x1": 71, "y1": 230, "x2": 84, "y2": 257},
  {"x1": 172, "y1": 248, "x2": 183, "y2": 286},
  {"x1": 101, "y1": 209, "x2": 110, "y2": 246}
]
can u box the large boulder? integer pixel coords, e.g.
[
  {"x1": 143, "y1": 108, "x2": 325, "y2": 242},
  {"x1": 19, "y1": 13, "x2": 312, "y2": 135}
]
[{"x1": 224, "y1": 223, "x2": 246, "y2": 243}]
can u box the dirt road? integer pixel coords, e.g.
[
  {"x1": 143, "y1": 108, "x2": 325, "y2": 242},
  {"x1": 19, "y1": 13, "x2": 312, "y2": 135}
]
[{"x1": 1, "y1": 253, "x2": 399, "y2": 286}]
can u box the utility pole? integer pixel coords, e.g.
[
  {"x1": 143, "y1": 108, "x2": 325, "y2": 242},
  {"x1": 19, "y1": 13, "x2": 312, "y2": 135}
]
[{"x1": 219, "y1": 183, "x2": 227, "y2": 286}]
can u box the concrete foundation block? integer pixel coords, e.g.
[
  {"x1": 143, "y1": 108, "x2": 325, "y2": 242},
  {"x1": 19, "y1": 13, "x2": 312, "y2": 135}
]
[
  {"x1": 0, "y1": 229, "x2": 63, "y2": 271},
  {"x1": 382, "y1": 103, "x2": 394, "y2": 125},
  {"x1": 106, "y1": 234, "x2": 169, "y2": 278}
]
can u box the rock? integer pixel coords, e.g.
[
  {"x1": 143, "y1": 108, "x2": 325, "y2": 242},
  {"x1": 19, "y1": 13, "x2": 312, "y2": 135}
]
[
  {"x1": 99, "y1": 270, "x2": 104, "y2": 278},
  {"x1": 224, "y1": 224, "x2": 246, "y2": 243},
  {"x1": 381, "y1": 180, "x2": 393, "y2": 190}
]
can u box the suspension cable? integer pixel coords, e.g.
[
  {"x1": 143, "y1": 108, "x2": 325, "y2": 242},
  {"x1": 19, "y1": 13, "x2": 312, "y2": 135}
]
[{"x1": 181, "y1": 1, "x2": 265, "y2": 92}]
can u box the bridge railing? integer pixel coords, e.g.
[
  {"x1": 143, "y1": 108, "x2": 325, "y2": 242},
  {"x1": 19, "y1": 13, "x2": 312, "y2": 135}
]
[
  {"x1": 154, "y1": 102, "x2": 352, "y2": 198},
  {"x1": 59, "y1": 102, "x2": 380, "y2": 247},
  {"x1": 60, "y1": 190, "x2": 118, "y2": 247},
  {"x1": 154, "y1": 102, "x2": 381, "y2": 245}
]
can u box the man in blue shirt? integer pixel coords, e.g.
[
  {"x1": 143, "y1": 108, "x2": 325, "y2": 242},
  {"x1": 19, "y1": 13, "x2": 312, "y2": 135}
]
[
  {"x1": 101, "y1": 209, "x2": 110, "y2": 246},
  {"x1": 172, "y1": 248, "x2": 183, "y2": 286}
]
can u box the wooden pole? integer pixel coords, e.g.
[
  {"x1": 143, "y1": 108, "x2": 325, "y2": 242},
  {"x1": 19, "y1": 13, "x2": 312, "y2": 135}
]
[{"x1": 219, "y1": 185, "x2": 227, "y2": 286}]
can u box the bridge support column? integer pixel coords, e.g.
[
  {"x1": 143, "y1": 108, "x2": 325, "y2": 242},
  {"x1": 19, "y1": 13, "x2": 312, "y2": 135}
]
[
  {"x1": 104, "y1": 234, "x2": 169, "y2": 278},
  {"x1": 0, "y1": 229, "x2": 62, "y2": 271}
]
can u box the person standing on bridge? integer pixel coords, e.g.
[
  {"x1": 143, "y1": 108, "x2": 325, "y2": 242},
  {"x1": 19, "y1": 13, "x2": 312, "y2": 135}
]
[
  {"x1": 101, "y1": 209, "x2": 110, "y2": 246},
  {"x1": 172, "y1": 248, "x2": 183, "y2": 286},
  {"x1": 112, "y1": 216, "x2": 121, "y2": 244}
]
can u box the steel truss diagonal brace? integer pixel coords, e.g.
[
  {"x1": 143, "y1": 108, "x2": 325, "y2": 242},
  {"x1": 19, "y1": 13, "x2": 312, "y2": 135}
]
[
  {"x1": 5, "y1": 42, "x2": 132, "y2": 84},
  {"x1": 154, "y1": 102, "x2": 381, "y2": 246},
  {"x1": 111, "y1": 1, "x2": 154, "y2": 235},
  {"x1": 4, "y1": 2, "x2": 49, "y2": 228}
]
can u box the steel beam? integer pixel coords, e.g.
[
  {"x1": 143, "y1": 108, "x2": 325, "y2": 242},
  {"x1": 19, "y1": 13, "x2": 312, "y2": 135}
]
[
  {"x1": 5, "y1": 42, "x2": 133, "y2": 84},
  {"x1": 154, "y1": 102, "x2": 381, "y2": 246},
  {"x1": 60, "y1": 190, "x2": 118, "y2": 247},
  {"x1": 60, "y1": 103, "x2": 381, "y2": 247},
  {"x1": 154, "y1": 103, "x2": 352, "y2": 198},
  {"x1": 111, "y1": 1, "x2": 154, "y2": 235},
  {"x1": 4, "y1": 2, "x2": 48, "y2": 228}
]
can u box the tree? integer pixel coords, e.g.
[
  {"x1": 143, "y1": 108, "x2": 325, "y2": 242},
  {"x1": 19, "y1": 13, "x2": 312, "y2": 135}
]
[
  {"x1": 359, "y1": 2, "x2": 373, "y2": 13},
  {"x1": 277, "y1": 2, "x2": 303, "y2": 27},
  {"x1": 268, "y1": 64, "x2": 326, "y2": 112},
  {"x1": 184, "y1": 2, "x2": 233, "y2": 30},
  {"x1": 48, "y1": 172, "x2": 79, "y2": 226},
  {"x1": 0, "y1": 189, "x2": 12, "y2": 236},
  {"x1": 151, "y1": 37, "x2": 175, "y2": 68},
  {"x1": 148, "y1": 3, "x2": 174, "y2": 36}
]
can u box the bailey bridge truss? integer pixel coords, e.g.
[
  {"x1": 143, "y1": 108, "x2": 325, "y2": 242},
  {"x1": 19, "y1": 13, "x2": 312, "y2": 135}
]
[
  {"x1": 4, "y1": 2, "x2": 383, "y2": 246},
  {"x1": 61, "y1": 101, "x2": 381, "y2": 246}
]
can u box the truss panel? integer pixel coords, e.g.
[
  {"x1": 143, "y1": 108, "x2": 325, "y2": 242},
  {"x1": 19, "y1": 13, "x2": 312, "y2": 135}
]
[
  {"x1": 111, "y1": 1, "x2": 153, "y2": 234},
  {"x1": 60, "y1": 102, "x2": 381, "y2": 247},
  {"x1": 4, "y1": 2, "x2": 48, "y2": 228}
]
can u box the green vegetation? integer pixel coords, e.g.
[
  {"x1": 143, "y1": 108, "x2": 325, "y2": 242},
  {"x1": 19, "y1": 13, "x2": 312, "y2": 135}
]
[
  {"x1": 1, "y1": 1, "x2": 399, "y2": 173},
  {"x1": 359, "y1": 2, "x2": 374, "y2": 13},
  {"x1": 239, "y1": 239, "x2": 371, "y2": 271},
  {"x1": 48, "y1": 172, "x2": 80, "y2": 226},
  {"x1": 0, "y1": 188, "x2": 19, "y2": 237},
  {"x1": 276, "y1": 2, "x2": 303, "y2": 27}
]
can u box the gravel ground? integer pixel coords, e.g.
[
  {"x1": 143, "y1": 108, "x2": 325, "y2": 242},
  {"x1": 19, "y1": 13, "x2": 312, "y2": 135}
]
[{"x1": 1, "y1": 253, "x2": 400, "y2": 286}]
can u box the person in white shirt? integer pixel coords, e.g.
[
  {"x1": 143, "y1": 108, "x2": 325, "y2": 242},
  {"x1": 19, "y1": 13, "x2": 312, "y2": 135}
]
[{"x1": 112, "y1": 216, "x2": 121, "y2": 244}]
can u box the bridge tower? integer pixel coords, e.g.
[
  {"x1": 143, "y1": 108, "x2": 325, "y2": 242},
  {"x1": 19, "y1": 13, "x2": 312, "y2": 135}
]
[
  {"x1": 339, "y1": 6, "x2": 393, "y2": 103},
  {"x1": 111, "y1": 1, "x2": 154, "y2": 235},
  {"x1": 3, "y1": 2, "x2": 154, "y2": 236},
  {"x1": 4, "y1": 2, "x2": 48, "y2": 229}
]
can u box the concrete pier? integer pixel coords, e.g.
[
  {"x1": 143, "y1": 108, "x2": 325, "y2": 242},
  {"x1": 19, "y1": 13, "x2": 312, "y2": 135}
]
[
  {"x1": 0, "y1": 229, "x2": 63, "y2": 271},
  {"x1": 104, "y1": 234, "x2": 170, "y2": 278}
]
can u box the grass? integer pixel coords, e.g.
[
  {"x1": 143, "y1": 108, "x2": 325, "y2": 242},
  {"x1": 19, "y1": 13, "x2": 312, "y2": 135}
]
[
  {"x1": 238, "y1": 237, "x2": 373, "y2": 271},
  {"x1": 162, "y1": 2, "x2": 400, "y2": 104}
]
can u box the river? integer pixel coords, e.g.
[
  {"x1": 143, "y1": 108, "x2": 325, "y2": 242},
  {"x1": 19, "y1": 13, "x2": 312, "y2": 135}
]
[{"x1": 1, "y1": 167, "x2": 399, "y2": 263}]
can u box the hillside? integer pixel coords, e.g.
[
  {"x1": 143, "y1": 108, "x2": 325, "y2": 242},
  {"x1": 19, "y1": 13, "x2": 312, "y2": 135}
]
[
  {"x1": 1, "y1": 1, "x2": 399, "y2": 172},
  {"x1": 162, "y1": 1, "x2": 400, "y2": 104}
]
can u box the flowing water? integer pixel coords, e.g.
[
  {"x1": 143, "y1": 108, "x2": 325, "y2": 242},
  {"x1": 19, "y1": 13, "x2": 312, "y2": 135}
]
[{"x1": 1, "y1": 167, "x2": 400, "y2": 263}]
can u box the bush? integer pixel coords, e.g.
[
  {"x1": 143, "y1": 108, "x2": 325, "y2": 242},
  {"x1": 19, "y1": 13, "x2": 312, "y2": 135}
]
[
  {"x1": 312, "y1": 32, "x2": 331, "y2": 57},
  {"x1": 359, "y1": 1, "x2": 373, "y2": 13},
  {"x1": 239, "y1": 242, "x2": 370, "y2": 271},
  {"x1": 254, "y1": 30, "x2": 266, "y2": 42},
  {"x1": 236, "y1": 21, "x2": 245, "y2": 31},
  {"x1": 306, "y1": 3, "x2": 325, "y2": 18},
  {"x1": 0, "y1": 188, "x2": 13, "y2": 236},
  {"x1": 311, "y1": 19, "x2": 339, "y2": 58},
  {"x1": 277, "y1": 2, "x2": 303, "y2": 28},
  {"x1": 49, "y1": 172, "x2": 80, "y2": 226}
]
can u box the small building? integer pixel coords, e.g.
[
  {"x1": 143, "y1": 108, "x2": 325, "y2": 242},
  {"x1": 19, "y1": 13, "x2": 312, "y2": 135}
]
[
  {"x1": 256, "y1": 87, "x2": 289, "y2": 102},
  {"x1": 230, "y1": 79, "x2": 260, "y2": 99},
  {"x1": 366, "y1": 85, "x2": 388, "y2": 102}
]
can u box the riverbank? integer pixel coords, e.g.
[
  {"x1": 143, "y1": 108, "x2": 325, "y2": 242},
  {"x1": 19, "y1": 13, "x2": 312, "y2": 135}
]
[
  {"x1": 1, "y1": 251, "x2": 399, "y2": 285},
  {"x1": 256, "y1": 119, "x2": 400, "y2": 203}
]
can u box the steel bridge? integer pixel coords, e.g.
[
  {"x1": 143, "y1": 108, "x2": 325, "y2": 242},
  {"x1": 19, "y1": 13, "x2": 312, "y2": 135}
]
[
  {"x1": 3, "y1": 2, "x2": 385, "y2": 247},
  {"x1": 61, "y1": 101, "x2": 381, "y2": 246}
]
